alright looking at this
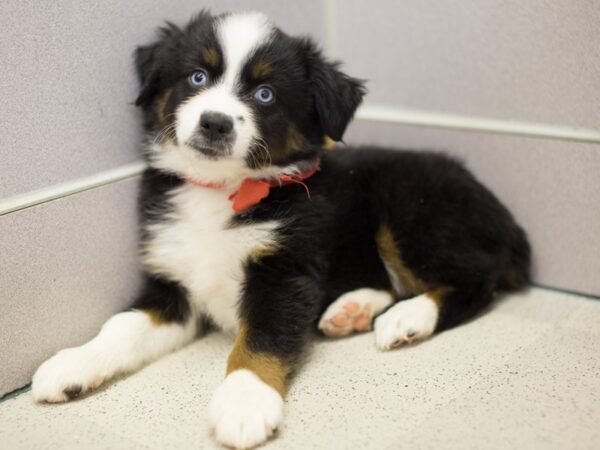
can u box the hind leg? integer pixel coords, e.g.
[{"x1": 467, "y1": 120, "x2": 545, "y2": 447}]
[
  {"x1": 374, "y1": 283, "x2": 495, "y2": 350},
  {"x1": 319, "y1": 288, "x2": 394, "y2": 337},
  {"x1": 32, "y1": 276, "x2": 196, "y2": 403},
  {"x1": 373, "y1": 220, "x2": 501, "y2": 350}
]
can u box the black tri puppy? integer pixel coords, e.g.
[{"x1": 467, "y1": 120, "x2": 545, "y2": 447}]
[{"x1": 32, "y1": 10, "x2": 530, "y2": 450}]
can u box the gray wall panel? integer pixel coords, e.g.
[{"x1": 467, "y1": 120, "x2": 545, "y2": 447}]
[
  {"x1": 345, "y1": 120, "x2": 600, "y2": 296},
  {"x1": 336, "y1": 1, "x2": 600, "y2": 129},
  {"x1": 0, "y1": 179, "x2": 141, "y2": 395},
  {"x1": 0, "y1": 0, "x2": 324, "y2": 197}
]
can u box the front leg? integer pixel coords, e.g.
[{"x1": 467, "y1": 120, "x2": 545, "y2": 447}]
[
  {"x1": 32, "y1": 275, "x2": 196, "y2": 402},
  {"x1": 209, "y1": 324, "x2": 289, "y2": 449},
  {"x1": 209, "y1": 263, "x2": 321, "y2": 449}
]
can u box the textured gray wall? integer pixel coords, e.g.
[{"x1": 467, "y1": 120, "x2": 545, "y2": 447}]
[
  {"x1": 336, "y1": 1, "x2": 600, "y2": 128},
  {"x1": 0, "y1": 179, "x2": 141, "y2": 395},
  {"x1": 1, "y1": 0, "x2": 599, "y2": 395}
]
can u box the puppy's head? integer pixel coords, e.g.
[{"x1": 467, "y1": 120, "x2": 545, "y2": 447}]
[{"x1": 135, "y1": 11, "x2": 365, "y2": 183}]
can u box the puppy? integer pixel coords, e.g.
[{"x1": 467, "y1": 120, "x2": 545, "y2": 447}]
[{"x1": 32, "y1": 10, "x2": 530, "y2": 449}]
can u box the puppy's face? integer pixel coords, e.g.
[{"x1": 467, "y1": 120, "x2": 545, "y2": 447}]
[{"x1": 135, "y1": 11, "x2": 364, "y2": 182}]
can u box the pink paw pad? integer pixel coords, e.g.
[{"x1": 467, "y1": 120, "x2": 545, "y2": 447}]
[{"x1": 321, "y1": 302, "x2": 372, "y2": 337}]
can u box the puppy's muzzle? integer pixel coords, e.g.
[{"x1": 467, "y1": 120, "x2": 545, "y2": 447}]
[{"x1": 189, "y1": 111, "x2": 235, "y2": 158}]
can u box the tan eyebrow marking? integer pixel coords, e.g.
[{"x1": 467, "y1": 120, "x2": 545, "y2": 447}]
[
  {"x1": 201, "y1": 47, "x2": 220, "y2": 68},
  {"x1": 251, "y1": 59, "x2": 272, "y2": 79}
]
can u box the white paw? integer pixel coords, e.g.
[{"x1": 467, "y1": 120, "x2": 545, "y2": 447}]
[
  {"x1": 209, "y1": 369, "x2": 283, "y2": 449},
  {"x1": 32, "y1": 346, "x2": 104, "y2": 403},
  {"x1": 374, "y1": 294, "x2": 438, "y2": 350},
  {"x1": 318, "y1": 288, "x2": 393, "y2": 337}
]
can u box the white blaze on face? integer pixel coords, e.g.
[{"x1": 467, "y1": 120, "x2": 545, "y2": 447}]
[{"x1": 175, "y1": 12, "x2": 273, "y2": 159}]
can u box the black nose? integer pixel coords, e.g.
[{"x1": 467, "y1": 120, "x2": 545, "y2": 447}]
[{"x1": 199, "y1": 112, "x2": 234, "y2": 141}]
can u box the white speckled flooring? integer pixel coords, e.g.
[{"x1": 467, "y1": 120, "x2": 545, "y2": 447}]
[{"x1": 1, "y1": 287, "x2": 599, "y2": 450}]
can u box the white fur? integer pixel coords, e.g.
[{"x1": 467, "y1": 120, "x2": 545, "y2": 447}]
[
  {"x1": 149, "y1": 141, "x2": 250, "y2": 187},
  {"x1": 374, "y1": 293, "x2": 439, "y2": 350},
  {"x1": 380, "y1": 258, "x2": 409, "y2": 297},
  {"x1": 218, "y1": 12, "x2": 272, "y2": 87},
  {"x1": 318, "y1": 288, "x2": 393, "y2": 335},
  {"x1": 32, "y1": 311, "x2": 195, "y2": 402},
  {"x1": 209, "y1": 369, "x2": 284, "y2": 450},
  {"x1": 149, "y1": 141, "x2": 300, "y2": 188},
  {"x1": 175, "y1": 86, "x2": 257, "y2": 159},
  {"x1": 174, "y1": 12, "x2": 273, "y2": 169},
  {"x1": 143, "y1": 184, "x2": 279, "y2": 333}
]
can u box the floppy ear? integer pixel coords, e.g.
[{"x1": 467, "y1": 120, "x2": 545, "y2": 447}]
[
  {"x1": 304, "y1": 42, "x2": 366, "y2": 142},
  {"x1": 134, "y1": 22, "x2": 180, "y2": 108},
  {"x1": 134, "y1": 43, "x2": 160, "y2": 108}
]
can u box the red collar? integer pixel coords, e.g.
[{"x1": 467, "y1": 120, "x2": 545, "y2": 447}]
[{"x1": 185, "y1": 161, "x2": 320, "y2": 213}]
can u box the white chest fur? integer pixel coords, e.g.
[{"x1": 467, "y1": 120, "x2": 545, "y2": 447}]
[{"x1": 143, "y1": 184, "x2": 279, "y2": 333}]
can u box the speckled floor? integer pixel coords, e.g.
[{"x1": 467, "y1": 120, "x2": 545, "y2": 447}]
[{"x1": 1, "y1": 287, "x2": 599, "y2": 450}]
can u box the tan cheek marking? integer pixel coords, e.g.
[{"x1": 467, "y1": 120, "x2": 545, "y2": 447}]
[
  {"x1": 227, "y1": 324, "x2": 291, "y2": 397},
  {"x1": 251, "y1": 60, "x2": 272, "y2": 79},
  {"x1": 322, "y1": 135, "x2": 336, "y2": 149},
  {"x1": 264, "y1": 125, "x2": 307, "y2": 166},
  {"x1": 155, "y1": 88, "x2": 173, "y2": 125},
  {"x1": 202, "y1": 48, "x2": 220, "y2": 68},
  {"x1": 376, "y1": 224, "x2": 430, "y2": 294},
  {"x1": 285, "y1": 125, "x2": 306, "y2": 154}
]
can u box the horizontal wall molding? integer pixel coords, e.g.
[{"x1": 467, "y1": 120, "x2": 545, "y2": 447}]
[
  {"x1": 356, "y1": 104, "x2": 600, "y2": 144},
  {"x1": 0, "y1": 161, "x2": 147, "y2": 217}
]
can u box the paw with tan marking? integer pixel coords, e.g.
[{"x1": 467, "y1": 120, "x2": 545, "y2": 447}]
[
  {"x1": 209, "y1": 369, "x2": 284, "y2": 449},
  {"x1": 319, "y1": 288, "x2": 394, "y2": 337}
]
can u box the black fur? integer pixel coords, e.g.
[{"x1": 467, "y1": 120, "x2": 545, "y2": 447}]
[
  {"x1": 130, "y1": 274, "x2": 191, "y2": 324},
  {"x1": 235, "y1": 148, "x2": 530, "y2": 357},
  {"x1": 301, "y1": 39, "x2": 366, "y2": 142}
]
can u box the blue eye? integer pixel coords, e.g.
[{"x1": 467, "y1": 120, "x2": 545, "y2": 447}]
[
  {"x1": 254, "y1": 86, "x2": 275, "y2": 104},
  {"x1": 189, "y1": 70, "x2": 208, "y2": 87}
]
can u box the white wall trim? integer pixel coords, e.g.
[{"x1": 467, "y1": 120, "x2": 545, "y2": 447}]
[
  {"x1": 356, "y1": 104, "x2": 600, "y2": 144},
  {"x1": 0, "y1": 161, "x2": 147, "y2": 216},
  {"x1": 322, "y1": 0, "x2": 337, "y2": 58}
]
